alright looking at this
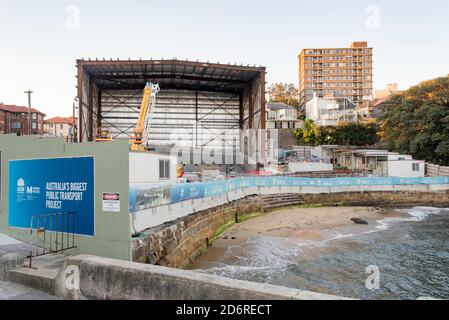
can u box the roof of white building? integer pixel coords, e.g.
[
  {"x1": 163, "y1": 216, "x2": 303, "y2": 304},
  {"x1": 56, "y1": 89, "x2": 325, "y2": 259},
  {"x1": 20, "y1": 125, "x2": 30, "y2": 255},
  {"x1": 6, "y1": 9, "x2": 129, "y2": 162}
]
[{"x1": 266, "y1": 102, "x2": 294, "y2": 110}]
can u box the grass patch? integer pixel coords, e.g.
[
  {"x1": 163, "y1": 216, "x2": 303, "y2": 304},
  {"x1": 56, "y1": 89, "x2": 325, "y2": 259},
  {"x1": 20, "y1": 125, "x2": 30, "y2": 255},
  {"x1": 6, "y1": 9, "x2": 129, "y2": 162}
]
[
  {"x1": 209, "y1": 218, "x2": 237, "y2": 243},
  {"x1": 238, "y1": 211, "x2": 266, "y2": 223},
  {"x1": 264, "y1": 202, "x2": 347, "y2": 212}
]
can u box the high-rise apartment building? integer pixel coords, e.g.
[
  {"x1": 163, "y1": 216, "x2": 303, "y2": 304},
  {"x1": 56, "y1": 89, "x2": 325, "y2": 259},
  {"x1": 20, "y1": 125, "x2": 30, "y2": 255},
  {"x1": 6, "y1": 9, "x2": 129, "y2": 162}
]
[{"x1": 298, "y1": 42, "x2": 373, "y2": 111}]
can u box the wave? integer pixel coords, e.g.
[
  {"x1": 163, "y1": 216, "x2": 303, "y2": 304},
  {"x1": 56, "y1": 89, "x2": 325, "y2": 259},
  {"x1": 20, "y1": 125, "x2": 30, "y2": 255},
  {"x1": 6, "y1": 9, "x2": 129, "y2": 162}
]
[{"x1": 375, "y1": 206, "x2": 447, "y2": 232}]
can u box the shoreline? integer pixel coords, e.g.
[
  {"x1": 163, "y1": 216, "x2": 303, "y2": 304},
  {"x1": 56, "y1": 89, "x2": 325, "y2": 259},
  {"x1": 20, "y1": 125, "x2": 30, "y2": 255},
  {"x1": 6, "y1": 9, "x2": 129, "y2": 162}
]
[{"x1": 190, "y1": 206, "x2": 398, "y2": 269}]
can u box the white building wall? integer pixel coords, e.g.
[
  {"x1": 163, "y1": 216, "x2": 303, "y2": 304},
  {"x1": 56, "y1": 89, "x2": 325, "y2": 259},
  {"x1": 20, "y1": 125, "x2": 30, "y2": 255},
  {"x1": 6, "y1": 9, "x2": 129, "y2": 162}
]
[
  {"x1": 311, "y1": 146, "x2": 324, "y2": 158},
  {"x1": 44, "y1": 123, "x2": 74, "y2": 138},
  {"x1": 288, "y1": 161, "x2": 334, "y2": 173},
  {"x1": 306, "y1": 95, "x2": 357, "y2": 126},
  {"x1": 129, "y1": 151, "x2": 178, "y2": 185},
  {"x1": 387, "y1": 160, "x2": 425, "y2": 178}
]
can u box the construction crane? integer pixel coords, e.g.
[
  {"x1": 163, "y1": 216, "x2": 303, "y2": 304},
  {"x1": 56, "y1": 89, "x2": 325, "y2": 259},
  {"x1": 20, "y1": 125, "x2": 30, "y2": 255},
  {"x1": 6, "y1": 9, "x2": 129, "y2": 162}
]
[{"x1": 130, "y1": 82, "x2": 160, "y2": 151}]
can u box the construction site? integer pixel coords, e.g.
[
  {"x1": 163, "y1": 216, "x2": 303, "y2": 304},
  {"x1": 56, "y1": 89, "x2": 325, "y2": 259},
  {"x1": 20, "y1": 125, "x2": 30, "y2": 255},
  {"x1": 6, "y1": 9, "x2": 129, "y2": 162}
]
[
  {"x1": 76, "y1": 59, "x2": 267, "y2": 169},
  {"x1": 0, "y1": 57, "x2": 273, "y2": 296},
  {"x1": 1, "y1": 55, "x2": 449, "y2": 301}
]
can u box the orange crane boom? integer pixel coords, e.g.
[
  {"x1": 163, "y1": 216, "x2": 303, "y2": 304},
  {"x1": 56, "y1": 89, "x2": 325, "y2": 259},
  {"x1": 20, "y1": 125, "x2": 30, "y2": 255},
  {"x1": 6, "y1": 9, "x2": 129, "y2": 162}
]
[{"x1": 130, "y1": 82, "x2": 160, "y2": 151}]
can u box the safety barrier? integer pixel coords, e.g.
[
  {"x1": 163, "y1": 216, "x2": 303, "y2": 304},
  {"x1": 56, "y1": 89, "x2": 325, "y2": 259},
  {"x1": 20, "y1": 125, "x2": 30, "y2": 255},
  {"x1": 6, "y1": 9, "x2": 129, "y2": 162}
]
[
  {"x1": 26, "y1": 212, "x2": 77, "y2": 268},
  {"x1": 129, "y1": 176, "x2": 449, "y2": 233},
  {"x1": 129, "y1": 176, "x2": 449, "y2": 211}
]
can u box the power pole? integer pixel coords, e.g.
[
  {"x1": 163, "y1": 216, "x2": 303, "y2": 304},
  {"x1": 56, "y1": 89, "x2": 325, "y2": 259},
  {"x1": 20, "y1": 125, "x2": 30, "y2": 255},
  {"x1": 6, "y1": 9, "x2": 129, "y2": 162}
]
[{"x1": 24, "y1": 90, "x2": 33, "y2": 135}]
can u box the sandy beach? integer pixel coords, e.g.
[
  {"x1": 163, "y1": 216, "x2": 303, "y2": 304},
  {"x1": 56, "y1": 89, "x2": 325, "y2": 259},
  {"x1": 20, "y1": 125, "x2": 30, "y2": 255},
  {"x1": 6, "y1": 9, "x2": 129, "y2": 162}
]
[{"x1": 191, "y1": 206, "x2": 396, "y2": 269}]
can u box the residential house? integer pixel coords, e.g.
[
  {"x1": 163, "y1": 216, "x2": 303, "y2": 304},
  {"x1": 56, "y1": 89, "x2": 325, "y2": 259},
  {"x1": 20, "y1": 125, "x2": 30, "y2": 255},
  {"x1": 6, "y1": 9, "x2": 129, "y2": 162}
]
[
  {"x1": 312, "y1": 145, "x2": 424, "y2": 177},
  {"x1": 265, "y1": 102, "x2": 303, "y2": 130},
  {"x1": 358, "y1": 96, "x2": 390, "y2": 120},
  {"x1": 0, "y1": 103, "x2": 46, "y2": 135},
  {"x1": 359, "y1": 84, "x2": 401, "y2": 120},
  {"x1": 374, "y1": 83, "x2": 401, "y2": 99},
  {"x1": 265, "y1": 103, "x2": 304, "y2": 164},
  {"x1": 44, "y1": 116, "x2": 76, "y2": 141},
  {"x1": 306, "y1": 93, "x2": 357, "y2": 126}
]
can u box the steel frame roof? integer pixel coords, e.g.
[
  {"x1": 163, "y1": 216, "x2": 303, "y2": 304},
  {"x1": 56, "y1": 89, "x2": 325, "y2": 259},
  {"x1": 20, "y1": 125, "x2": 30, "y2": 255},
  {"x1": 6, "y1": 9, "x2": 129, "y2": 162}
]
[{"x1": 78, "y1": 59, "x2": 265, "y2": 93}]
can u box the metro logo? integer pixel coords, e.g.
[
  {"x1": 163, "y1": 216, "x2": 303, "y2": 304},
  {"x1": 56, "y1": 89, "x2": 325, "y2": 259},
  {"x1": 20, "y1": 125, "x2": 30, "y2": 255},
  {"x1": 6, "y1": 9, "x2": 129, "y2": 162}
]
[{"x1": 27, "y1": 186, "x2": 41, "y2": 194}]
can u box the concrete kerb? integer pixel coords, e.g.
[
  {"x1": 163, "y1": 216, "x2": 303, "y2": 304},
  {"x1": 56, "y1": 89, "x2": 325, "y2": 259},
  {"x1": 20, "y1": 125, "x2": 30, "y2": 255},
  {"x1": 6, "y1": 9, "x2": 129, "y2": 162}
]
[{"x1": 61, "y1": 255, "x2": 352, "y2": 300}]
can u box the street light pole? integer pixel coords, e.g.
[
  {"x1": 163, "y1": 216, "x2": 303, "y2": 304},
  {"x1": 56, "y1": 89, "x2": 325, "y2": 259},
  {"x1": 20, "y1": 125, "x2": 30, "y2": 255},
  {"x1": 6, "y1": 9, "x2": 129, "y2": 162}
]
[{"x1": 24, "y1": 90, "x2": 33, "y2": 135}]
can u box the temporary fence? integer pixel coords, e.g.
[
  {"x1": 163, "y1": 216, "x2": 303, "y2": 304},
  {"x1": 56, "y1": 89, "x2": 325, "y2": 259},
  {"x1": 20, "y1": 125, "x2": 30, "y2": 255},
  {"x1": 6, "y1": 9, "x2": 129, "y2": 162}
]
[
  {"x1": 129, "y1": 176, "x2": 449, "y2": 212},
  {"x1": 426, "y1": 163, "x2": 449, "y2": 177}
]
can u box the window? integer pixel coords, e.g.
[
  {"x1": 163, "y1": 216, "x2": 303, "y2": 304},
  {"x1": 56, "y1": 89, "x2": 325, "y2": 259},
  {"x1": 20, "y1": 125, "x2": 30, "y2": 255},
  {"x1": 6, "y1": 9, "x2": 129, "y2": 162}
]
[
  {"x1": 11, "y1": 121, "x2": 21, "y2": 129},
  {"x1": 288, "y1": 122, "x2": 295, "y2": 129},
  {"x1": 267, "y1": 111, "x2": 276, "y2": 120},
  {"x1": 159, "y1": 159, "x2": 170, "y2": 179},
  {"x1": 32, "y1": 122, "x2": 37, "y2": 129},
  {"x1": 275, "y1": 122, "x2": 282, "y2": 129},
  {"x1": 412, "y1": 163, "x2": 420, "y2": 172},
  {"x1": 32, "y1": 113, "x2": 37, "y2": 120},
  {"x1": 60, "y1": 124, "x2": 64, "y2": 130}
]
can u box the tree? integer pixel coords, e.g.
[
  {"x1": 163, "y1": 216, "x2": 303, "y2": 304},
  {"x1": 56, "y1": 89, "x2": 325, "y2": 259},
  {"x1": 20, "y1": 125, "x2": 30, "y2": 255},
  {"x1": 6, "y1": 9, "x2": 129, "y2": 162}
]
[
  {"x1": 267, "y1": 83, "x2": 299, "y2": 108},
  {"x1": 294, "y1": 120, "x2": 379, "y2": 146},
  {"x1": 294, "y1": 119, "x2": 317, "y2": 145},
  {"x1": 333, "y1": 122, "x2": 379, "y2": 146},
  {"x1": 380, "y1": 75, "x2": 449, "y2": 165}
]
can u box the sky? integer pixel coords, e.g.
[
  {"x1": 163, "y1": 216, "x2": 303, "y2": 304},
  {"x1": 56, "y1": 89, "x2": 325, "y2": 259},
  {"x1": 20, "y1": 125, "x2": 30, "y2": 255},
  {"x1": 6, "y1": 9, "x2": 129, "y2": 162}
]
[{"x1": 0, "y1": 0, "x2": 448, "y2": 117}]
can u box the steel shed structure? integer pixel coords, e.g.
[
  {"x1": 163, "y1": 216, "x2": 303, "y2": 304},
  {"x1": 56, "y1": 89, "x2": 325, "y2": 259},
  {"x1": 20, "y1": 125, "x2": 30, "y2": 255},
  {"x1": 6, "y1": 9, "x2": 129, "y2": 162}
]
[{"x1": 76, "y1": 59, "x2": 266, "y2": 163}]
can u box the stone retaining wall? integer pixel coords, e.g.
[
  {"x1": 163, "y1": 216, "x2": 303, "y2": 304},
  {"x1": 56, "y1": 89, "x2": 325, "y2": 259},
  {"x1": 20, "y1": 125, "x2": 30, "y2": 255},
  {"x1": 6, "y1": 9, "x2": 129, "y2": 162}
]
[
  {"x1": 132, "y1": 190, "x2": 449, "y2": 268},
  {"x1": 132, "y1": 197, "x2": 264, "y2": 268}
]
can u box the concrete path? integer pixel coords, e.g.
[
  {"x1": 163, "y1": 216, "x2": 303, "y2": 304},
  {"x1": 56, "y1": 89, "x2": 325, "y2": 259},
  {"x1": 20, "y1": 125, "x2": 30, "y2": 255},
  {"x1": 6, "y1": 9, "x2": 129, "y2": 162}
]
[
  {"x1": 0, "y1": 281, "x2": 57, "y2": 300},
  {"x1": 0, "y1": 233, "x2": 59, "y2": 300},
  {"x1": 0, "y1": 233, "x2": 35, "y2": 257},
  {"x1": 0, "y1": 233, "x2": 20, "y2": 246}
]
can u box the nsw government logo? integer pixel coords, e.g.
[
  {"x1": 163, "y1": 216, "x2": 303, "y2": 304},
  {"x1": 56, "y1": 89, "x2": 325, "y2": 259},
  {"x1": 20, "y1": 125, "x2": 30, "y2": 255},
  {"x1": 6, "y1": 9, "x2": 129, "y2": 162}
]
[{"x1": 17, "y1": 178, "x2": 25, "y2": 194}]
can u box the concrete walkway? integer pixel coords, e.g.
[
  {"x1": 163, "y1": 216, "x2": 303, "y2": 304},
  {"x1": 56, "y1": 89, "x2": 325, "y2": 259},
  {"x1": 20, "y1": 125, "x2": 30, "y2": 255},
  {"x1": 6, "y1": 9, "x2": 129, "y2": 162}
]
[
  {"x1": 0, "y1": 281, "x2": 57, "y2": 300},
  {"x1": 0, "y1": 233, "x2": 20, "y2": 246},
  {"x1": 0, "y1": 233, "x2": 34, "y2": 257},
  {"x1": 0, "y1": 232, "x2": 54, "y2": 300}
]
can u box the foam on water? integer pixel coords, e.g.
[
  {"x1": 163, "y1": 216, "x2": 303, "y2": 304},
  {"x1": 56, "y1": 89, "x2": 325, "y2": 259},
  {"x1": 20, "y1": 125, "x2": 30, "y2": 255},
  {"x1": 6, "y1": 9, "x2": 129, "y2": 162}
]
[{"x1": 375, "y1": 206, "x2": 446, "y2": 232}]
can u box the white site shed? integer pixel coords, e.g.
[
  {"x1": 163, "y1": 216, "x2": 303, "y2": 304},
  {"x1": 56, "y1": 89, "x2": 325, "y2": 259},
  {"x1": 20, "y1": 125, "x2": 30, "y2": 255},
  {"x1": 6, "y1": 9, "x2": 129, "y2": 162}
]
[
  {"x1": 351, "y1": 150, "x2": 424, "y2": 178},
  {"x1": 311, "y1": 145, "x2": 338, "y2": 162},
  {"x1": 377, "y1": 154, "x2": 425, "y2": 178},
  {"x1": 129, "y1": 151, "x2": 178, "y2": 185}
]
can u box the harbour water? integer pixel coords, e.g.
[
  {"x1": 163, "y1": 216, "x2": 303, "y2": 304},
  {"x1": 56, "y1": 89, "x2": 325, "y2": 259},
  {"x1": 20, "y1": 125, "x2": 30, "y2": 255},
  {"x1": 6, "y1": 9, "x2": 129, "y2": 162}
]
[{"x1": 194, "y1": 207, "x2": 449, "y2": 300}]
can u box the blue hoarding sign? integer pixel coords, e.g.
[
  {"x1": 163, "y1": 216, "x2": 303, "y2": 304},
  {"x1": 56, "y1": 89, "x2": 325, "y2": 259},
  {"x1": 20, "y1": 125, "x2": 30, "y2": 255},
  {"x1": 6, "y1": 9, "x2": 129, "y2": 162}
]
[
  {"x1": 129, "y1": 176, "x2": 449, "y2": 212},
  {"x1": 9, "y1": 157, "x2": 95, "y2": 236},
  {"x1": 170, "y1": 183, "x2": 205, "y2": 203}
]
